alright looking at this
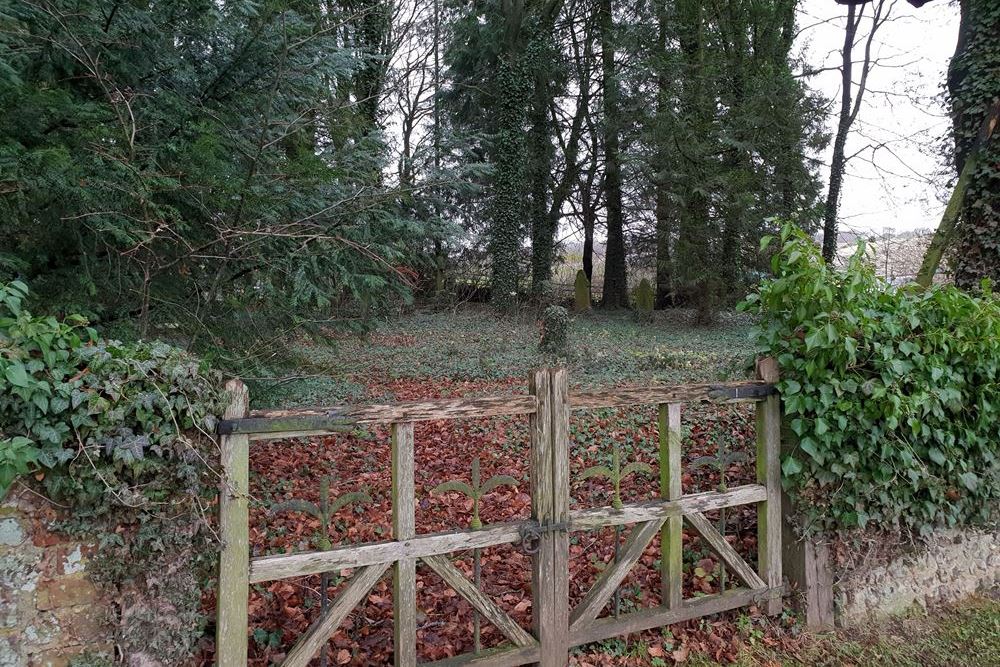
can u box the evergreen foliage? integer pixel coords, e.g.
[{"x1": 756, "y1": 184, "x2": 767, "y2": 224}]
[
  {"x1": 743, "y1": 225, "x2": 999, "y2": 536},
  {"x1": 0, "y1": 0, "x2": 416, "y2": 359}
]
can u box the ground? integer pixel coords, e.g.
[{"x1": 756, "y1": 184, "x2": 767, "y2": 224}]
[{"x1": 212, "y1": 306, "x2": 991, "y2": 666}]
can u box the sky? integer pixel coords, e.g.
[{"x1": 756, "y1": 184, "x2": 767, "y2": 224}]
[{"x1": 796, "y1": 0, "x2": 961, "y2": 234}]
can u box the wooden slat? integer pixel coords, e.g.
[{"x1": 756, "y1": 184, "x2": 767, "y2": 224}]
[
  {"x1": 684, "y1": 512, "x2": 766, "y2": 590},
  {"x1": 756, "y1": 357, "x2": 783, "y2": 615},
  {"x1": 548, "y1": 368, "x2": 571, "y2": 665},
  {"x1": 250, "y1": 522, "x2": 528, "y2": 583},
  {"x1": 422, "y1": 555, "x2": 535, "y2": 648},
  {"x1": 233, "y1": 395, "x2": 537, "y2": 432},
  {"x1": 529, "y1": 369, "x2": 556, "y2": 661},
  {"x1": 569, "y1": 586, "x2": 781, "y2": 648},
  {"x1": 419, "y1": 644, "x2": 540, "y2": 667},
  {"x1": 282, "y1": 563, "x2": 391, "y2": 667},
  {"x1": 569, "y1": 518, "x2": 666, "y2": 632},
  {"x1": 217, "y1": 380, "x2": 250, "y2": 667},
  {"x1": 393, "y1": 422, "x2": 417, "y2": 667},
  {"x1": 658, "y1": 402, "x2": 683, "y2": 610},
  {"x1": 569, "y1": 484, "x2": 767, "y2": 531},
  {"x1": 570, "y1": 382, "x2": 775, "y2": 410}
]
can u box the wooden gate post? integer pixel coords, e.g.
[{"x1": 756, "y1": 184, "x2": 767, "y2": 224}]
[
  {"x1": 392, "y1": 422, "x2": 418, "y2": 666},
  {"x1": 549, "y1": 368, "x2": 571, "y2": 664},
  {"x1": 530, "y1": 368, "x2": 570, "y2": 666},
  {"x1": 658, "y1": 403, "x2": 683, "y2": 609},
  {"x1": 755, "y1": 358, "x2": 783, "y2": 615},
  {"x1": 217, "y1": 379, "x2": 250, "y2": 667}
]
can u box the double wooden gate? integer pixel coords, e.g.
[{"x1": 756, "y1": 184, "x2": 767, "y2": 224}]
[{"x1": 216, "y1": 364, "x2": 783, "y2": 666}]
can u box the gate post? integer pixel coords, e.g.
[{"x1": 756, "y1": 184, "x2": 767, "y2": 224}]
[
  {"x1": 217, "y1": 379, "x2": 250, "y2": 667},
  {"x1": 529, "y1": 368, "x2": 570, "y2": 666},
  {"x1": 755, "y1": 358, "x2": 783, "y2": 615}
]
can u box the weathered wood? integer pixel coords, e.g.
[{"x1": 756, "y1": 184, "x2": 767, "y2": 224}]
[
  {"x1": 237, "y1": 394, "x2": 537, "y2": 432},
  {"x1": 420, "y1": 644, "x2": 540, "y2": 667},
  {"x1": 217, "y1": 380, "x2": 250, "y2": 667},
  {"x1": 282, "y1": 563, "x2": 391, "y2": 667},
  {"x1": 756, "y1": 358, "x2": 783, "y2": 615},
  {"x1": 569, "y1": 485, "x2": 767, "y2": 531},
  {"x1": 422, "y1": 555, "x2": 536, "y2": 648},
  {"x1": 569, "y1": 518, "x2": 666, "y2": 632},
  {"x1": 569, "y1": 586, "x2": 780, "y2": 647},
  {"x1": 250, "y1": 521, "x2": 529, "y2": 583},
  {"x1": 684, "y1": 512, "x2": 765, "y2": 590},
  {"x1": 570, "y1": 382, "x2": 775, "y2": 411},
  {"x1": 547, "y1": 368, "x2": 571, "y2": 666},
  {"x1": 658, "y1": 403, "x2": 683, "y2": 609},
  {"x1": 782, "y1": 527, "x2": 834, "y2": 629},
  {"x1": 393, "y1": 422, "x2": 417, "y2": 667},
  {"x1": 528, "y1": 368, "x2": 554, "y2": 658},
  {"x1": 220, "y1": 415, "x2": 355, "y2": 436}
]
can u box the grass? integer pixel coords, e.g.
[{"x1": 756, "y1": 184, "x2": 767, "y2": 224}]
[
  {"x1": 250, "y1": 305, "x2": 757, "y2": 408},
  {"x1": 688, "y1": 595, "x2": 1000, "y2": 667}
]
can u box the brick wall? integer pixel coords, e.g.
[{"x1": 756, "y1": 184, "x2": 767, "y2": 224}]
[{"x1": 0, "y1": 491, "x2": 114, "y2": 667}]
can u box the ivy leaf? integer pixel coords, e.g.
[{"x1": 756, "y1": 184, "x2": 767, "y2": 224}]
[
  {"x1": 781, "y1": 456, "x2": 803, "y2": 476},
  {"x1": 5, "y1": 363, "x2": 29, "y2": 388},
  {"x1": 927, "y1": 448, "x2": 947, "y2": 466},
  {"x1": 958, "y1": 472, "x2": 979, "y2": 492}
]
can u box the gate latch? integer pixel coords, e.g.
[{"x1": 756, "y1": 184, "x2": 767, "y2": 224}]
[{"x1": 519, "y1": 520, "x2": 570, "y2": 554}]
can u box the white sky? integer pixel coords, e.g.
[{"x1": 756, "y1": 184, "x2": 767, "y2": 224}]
[{"x1": 796, "y1": 0, "x2": 960, "y2": 234}]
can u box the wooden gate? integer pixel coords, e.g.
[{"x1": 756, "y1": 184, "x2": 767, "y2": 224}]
[{"x1": 215, "y1": 363, "x2": 783, "y2": 666}]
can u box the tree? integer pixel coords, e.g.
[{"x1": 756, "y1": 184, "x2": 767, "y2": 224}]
[
  {"x1": 598, "y1": 0, "x2": 627, "y2": 308},
  {"x1": 821, "y1": 0, "x2": 890, "y2": 263},
  {"x1": 947, "y1": 0, "x2": 1000, "y2": 288},
  {"x1": 0, "y1": 0, "x2": 416, "y2": 360}
]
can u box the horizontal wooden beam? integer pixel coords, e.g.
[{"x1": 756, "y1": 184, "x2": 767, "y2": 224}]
[
  {"x1": 250, "y1": 521, "x2": 528, "y2": 583},
  {"x1": 569, "y1": 382, "x2": 775, "y2": 410},
  {"x1": 569, "y1": 484, "x2": 767, "y2": 531},
  {"x1": 223, "y1": 395, "x2": 539, "y2": 435},
  {"x1": 569, "y1": 586, "x2": 781, "y2": 647},
  {"x1": 419, "y1": 645, "x2": 540, "y2": 667}
]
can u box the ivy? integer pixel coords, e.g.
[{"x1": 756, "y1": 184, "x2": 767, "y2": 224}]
[
  {"x1": 742, "y1": 225, "x2": 1000, "y2": 537},
  {"x1": 0, "y1": 280, "x2": 224, "y2": 662},
  {"x1": 952, "y1": 0, "x2": 1000, "y2": 288}
]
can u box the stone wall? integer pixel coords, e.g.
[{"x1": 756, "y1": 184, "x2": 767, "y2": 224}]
[
  {"x1": 0, "y1": 491, "x2": 114, "y2": 667},
  {"x1": 834, "y1": 526, "x2": 1000, "y2": 625}
]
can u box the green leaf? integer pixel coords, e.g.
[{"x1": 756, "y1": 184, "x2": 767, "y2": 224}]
[
  {"x1": 4, "y1": 363, "x2": 29, "y2": 388},
  {"x1": 928, "y1": 448, "x2": 946, "y2": 466},
  {"x1": 781, "y1": 456, "x2": 803, "y2": 476}
]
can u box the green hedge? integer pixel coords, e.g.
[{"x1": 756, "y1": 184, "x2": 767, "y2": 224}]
[
  {"x1": 0, "y1": 280, "x2": 224, "y2": 662},
  {"x1": 742, "y1": 225, "x2": 999, "y2": 536}
]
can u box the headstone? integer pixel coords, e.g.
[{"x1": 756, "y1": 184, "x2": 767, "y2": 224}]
[
  {"x1": 574, "y1": 270, "x2": 591, "y2": 312},
  {"x1": 634, "y1": 278, "x2": 654, "y2": 319}
]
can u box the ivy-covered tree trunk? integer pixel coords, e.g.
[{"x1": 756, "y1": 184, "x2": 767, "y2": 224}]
[
  {"x1": 598, "y1": 0, "x2": 627, "y2": 308},
  {"x1": 820, "y1": 3, "x2": 855, "y2": 264},
  {"x1": 528, "y1": 36, "x2": 556, "y2": 293},
  {"x1": 950, "y1": 0, "x2": 1000, "y2": 289},
  {"x1": 490, "y1": 55, "x2": 531, "y2": 312}
]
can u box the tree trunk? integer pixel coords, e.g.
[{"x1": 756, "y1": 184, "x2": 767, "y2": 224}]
[
  {"x1": 653, "y1": 4, "x2": 672, "y2": 309},
  {"x1": 821, "y1": 4, "x2": 859, "y2": 263},
  {"x1": 598, "y1": 0, "x2": 627, "y2": 308}
]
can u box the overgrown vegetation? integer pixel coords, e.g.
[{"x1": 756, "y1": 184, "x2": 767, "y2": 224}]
[
  {"x1": 743, "y1": 224, "x2": 1000, "y2": 536},
  {"x1": 0, "y1": 280, "x2": 223, "y2": 663}
]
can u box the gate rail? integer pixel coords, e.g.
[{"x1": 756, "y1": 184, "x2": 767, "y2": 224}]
[{"x1": 215, "y1": 362, "x2": 782, "y2": 666}]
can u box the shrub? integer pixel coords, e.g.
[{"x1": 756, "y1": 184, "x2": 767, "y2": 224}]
[
  {"x1": 742, "y1": 225, "x2": 1000, "y2": 536},
  {"x1": 0, "y1": 280, "x2": 224, "y2": 662},
  {"x1": 540, "y1": 305, "x2": 569, "y2": 354}
]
